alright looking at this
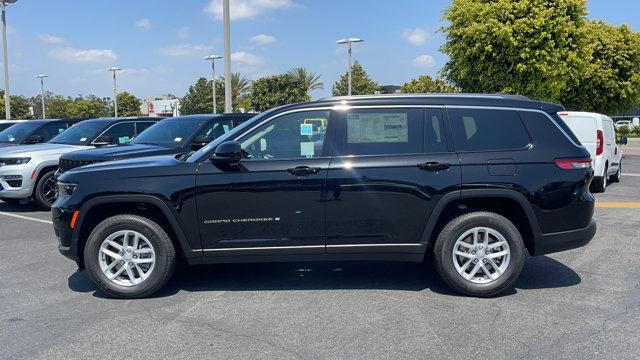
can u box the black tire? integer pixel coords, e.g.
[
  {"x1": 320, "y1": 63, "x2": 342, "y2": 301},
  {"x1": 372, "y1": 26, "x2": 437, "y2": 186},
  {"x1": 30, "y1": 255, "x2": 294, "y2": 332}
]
[
  {"x1": 84, "y1": 214, "x2": 176, "y2": 299},
  {"x1": 610, "y1": 162, "x2": 621, "y2": 183},
  {"x1": 33, "y1": 170, "x2": 58, "y2": 209},
  {"x1": 591, "y1": 168, "x2": 607, "y2": 193},
  {"x1": 433, "y1": 211, "x2": 526, "y2": 297}
]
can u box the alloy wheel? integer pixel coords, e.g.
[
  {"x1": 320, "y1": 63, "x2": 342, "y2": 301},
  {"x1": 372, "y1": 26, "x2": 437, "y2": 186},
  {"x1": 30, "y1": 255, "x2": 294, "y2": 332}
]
[
  {"x1": 452, "y1": 227, "x2": 511, "y2": 284},
  {"x1": 98, "y1": 230, "x2": 156, "y2": 287}
]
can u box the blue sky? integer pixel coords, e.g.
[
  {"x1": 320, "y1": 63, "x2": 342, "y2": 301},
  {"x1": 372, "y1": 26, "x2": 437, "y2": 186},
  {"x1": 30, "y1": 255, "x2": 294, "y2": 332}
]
[{"x1": 4, "y1": 0, "x2": 639, "y2": 100}]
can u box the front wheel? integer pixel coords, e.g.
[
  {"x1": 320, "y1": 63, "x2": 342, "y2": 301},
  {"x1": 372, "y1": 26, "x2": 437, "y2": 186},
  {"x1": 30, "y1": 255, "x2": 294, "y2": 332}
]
[
  {"x1": 433, "y1": 212, "x2": 525, "y2": 297},
  {"x1": 84, "y1": 214, "x2": 176, "y2": 298},
  {"x1": 34, "y1": 170, "x2": 58, "y2": 209}
]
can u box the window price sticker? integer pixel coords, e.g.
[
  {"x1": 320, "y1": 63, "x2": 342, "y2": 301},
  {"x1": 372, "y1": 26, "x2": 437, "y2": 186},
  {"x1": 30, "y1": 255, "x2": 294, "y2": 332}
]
[{"x1": 300, "y1": 123, "x2": 313, "y2": 136}]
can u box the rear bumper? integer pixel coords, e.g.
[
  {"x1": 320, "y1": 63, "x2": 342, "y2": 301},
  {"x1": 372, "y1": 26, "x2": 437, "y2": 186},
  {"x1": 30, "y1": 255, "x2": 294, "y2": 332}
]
[{"x1": 533, "y1": 219, "x2": 597, "y2": 256}]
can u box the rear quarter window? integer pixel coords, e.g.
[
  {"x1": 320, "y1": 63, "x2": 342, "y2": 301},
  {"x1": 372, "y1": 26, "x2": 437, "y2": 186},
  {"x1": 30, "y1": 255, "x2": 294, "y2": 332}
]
[{"x1": 448, "y1": 108, "x2": 531, "y2": 152}]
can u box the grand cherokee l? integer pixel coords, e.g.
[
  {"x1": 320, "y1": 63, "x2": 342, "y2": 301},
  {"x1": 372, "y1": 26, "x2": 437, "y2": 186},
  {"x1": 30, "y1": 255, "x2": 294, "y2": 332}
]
[{"x1": 52, "y1": 94, "x2": 597, "y2": 298}]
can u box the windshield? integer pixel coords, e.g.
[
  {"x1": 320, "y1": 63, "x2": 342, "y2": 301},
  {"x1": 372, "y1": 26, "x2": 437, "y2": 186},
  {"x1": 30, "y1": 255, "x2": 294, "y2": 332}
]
[
  {"x1": 49, "y1": 121, "x2": 107, "y2": 145},
  {"x1": 0, "y1": 123, "x2": 16, "y2": 132},
  {"x1": 0, "y1": 122, "x2": 41, "y2": 143},
  {"x1": 132, "y1": 119, "x2": 208, "y2": 148}
]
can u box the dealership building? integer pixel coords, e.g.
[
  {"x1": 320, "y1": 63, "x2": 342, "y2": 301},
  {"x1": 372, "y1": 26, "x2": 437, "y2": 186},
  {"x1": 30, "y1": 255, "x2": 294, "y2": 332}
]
[{"x1": 140, "y1": 94, "x2": 180, "y2": 117}]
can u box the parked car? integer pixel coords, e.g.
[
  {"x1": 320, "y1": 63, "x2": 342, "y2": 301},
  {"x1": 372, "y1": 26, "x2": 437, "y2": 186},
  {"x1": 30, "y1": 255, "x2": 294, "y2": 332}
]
[
  {"x1": 56, "y1": 114, "x2": 255, "y2": 176},
  {"x1": 0, "y1": 119, "x2": 82, "y2": 149},
  {"x1": 0, "y1": 120, "x2": 27, "y2": 132},
  {"x1": 0, "y1": 117, "x2": 160, "y2": 208},
  {"x1": 53, "y1": 94, "x2": 596, "y2": 298},
  {"x1": 615, "y1": 120, "x2": 631, "y2": 129},
  {"x1": 558, "y1": 112, "x2": 622, "y2": 192}
]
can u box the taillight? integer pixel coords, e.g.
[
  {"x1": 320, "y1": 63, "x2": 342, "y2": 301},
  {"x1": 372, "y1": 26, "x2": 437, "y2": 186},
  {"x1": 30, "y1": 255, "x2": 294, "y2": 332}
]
[
  {"x1": 554, "y1": 159, "x2": 592, "y2": 170},
  {"x1": 596, "y1": 130, "x2": 603, "y2": 156}
]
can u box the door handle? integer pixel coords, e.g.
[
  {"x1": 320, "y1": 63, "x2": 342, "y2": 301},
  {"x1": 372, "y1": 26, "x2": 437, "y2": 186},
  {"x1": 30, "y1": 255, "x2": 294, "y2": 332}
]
[
  {"x1": 418, "y1": 162, "x2": 451, "y2": 171},
  {"x1": 287, "y1": 166, "x2": 321, "y2": 176}
]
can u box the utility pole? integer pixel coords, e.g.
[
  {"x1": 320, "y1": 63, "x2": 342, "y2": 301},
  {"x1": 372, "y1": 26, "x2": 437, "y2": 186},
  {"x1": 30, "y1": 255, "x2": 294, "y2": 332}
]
[
  {"x1": 106, "y1": 67, "x2": 123, "y2": 117},
  {"x1": 223, "y1": 0, "x2": 232, "y2": 113},
  {"x1": 1, "y1": 0, "x2": 17, "y2": 119},
  {"x1": 36, "y1": 74, "x2": 48, "y2": 119},
  {"x1": 336, "y1": 37, "x2": 364, "y2": 96},
  {"x1": 204, "y1": 55, "x2": 222, "y2": 114}
]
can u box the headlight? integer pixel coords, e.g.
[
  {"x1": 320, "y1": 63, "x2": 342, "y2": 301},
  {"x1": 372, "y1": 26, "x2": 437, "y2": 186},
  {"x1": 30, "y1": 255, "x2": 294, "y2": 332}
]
[
  {"x1": 56, "y1": 182, "x2": 78, "y2": 196},
  {"x1": 0, "y1": 157, "x2": 31, "y2": 166}
]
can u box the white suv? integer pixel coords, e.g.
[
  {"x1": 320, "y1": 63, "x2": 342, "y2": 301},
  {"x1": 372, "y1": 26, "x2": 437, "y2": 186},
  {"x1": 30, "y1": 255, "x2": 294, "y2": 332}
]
[
  {"x1": 0, "y1": 117, "x2": 157, "y2": 208},
  {"x1": 559, "y1": 111, "x2": 622, "y2": 192}
]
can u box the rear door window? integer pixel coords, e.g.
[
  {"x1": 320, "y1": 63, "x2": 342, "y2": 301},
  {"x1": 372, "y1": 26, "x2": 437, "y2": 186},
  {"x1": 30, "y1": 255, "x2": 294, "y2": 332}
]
[
  {"x1": 340, "y1": 108, "x2": 423, "y2": 156},
  {"x1": 99, "y1": 122, "x2": 136, "y2": 144},
  {"x1": 448, "y1": 109, "x2": 531, "y2": 151},
  {"x1": 33, "y1": 122, "x2": 69, "y2": 141},
  {"x1": 136, "y1": 121, "x2": 156, "y2": 135}
]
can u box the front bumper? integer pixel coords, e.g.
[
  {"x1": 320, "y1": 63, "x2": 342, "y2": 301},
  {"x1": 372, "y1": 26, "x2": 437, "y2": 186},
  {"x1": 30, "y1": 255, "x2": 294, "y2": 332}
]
[
  {"x1": 52, "y1": 203, "x2": 82, "y2": 266},
  {"x1": 0, "y1": 164, "x2": 36, "y2": 199},
  {"x1": 533, "y1": 219, "x2": 597, "y2": 256}
]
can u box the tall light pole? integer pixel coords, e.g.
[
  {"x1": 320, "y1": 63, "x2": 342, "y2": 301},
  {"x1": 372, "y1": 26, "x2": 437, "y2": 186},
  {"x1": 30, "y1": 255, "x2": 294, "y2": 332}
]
[
  {"x1": 1, "y1": 0, "x2": 17, "y2": 119},
  {"x1": 223, "y1": 0, "x2": 232, "y2": 113},
  {"x1": 203, "y1": 55, "x2": 222, "y2": 114},
  {"x1": 106, "y1": 67, "x2": 123, "y2": 117},
  {"x1": 35, "y1": 74, "x2": 48, "y2": 119},
  {"x1": 336, "y1": 37, "x2": 364, "y2": 96}
]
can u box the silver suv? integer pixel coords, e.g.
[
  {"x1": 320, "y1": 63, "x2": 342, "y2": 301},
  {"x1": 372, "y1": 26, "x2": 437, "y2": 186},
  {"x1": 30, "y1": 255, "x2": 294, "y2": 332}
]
[{"x1": 0, "y1": 117, "x2": 158, "y2": 208}]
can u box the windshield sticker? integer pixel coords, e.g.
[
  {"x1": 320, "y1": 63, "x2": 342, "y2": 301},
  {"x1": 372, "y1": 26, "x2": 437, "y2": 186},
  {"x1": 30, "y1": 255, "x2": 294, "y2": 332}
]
[
  {"x1": 300, "y1": 123, "x2": 313, "y2": 136},
  {"x1": 58, "y1": 128, "x2": 64, "y2": 133},
  {"x1": 174, "y1": 137, "x2": 182, "y2": 142},
  {"x1": 118, "y1": 136, "x2": 130, "y2": 144},
  {"x1": 223, "y1": 124, "x2": 230, "y2": 133},
  {"x1": 300, "y1": 141, "x2": 315, "y2": 157},
  {"x1": 8, "y1": 137, "x2": 15, "y2": 142},
  {"x1": 80, "y1": 137, "x2": 87, "y2": 142}
]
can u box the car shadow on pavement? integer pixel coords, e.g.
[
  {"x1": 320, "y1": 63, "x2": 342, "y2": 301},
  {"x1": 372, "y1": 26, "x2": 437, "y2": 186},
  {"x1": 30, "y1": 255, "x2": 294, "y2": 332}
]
[
  {"x1": 0, "y1": 201, "x2": 45, "y2": 213},
  {"x1": 67, "y1": 255, "x2": 581, "y2": 299}
]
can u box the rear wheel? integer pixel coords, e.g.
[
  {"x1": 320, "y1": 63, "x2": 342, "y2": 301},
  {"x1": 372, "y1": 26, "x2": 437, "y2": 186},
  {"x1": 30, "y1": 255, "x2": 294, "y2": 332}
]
[
  {"x1": 84, "y1": 214, "x2": 176, "y2": 298},
  {"x1": 433, "y1": 212, "x2": 525, "y2": 297},
  {"x1": 591, "y1": 166, "x2": 608, "y2": 193},
  {"x1": 610, "y1": 162, "x2": 621, "y2": 183},
  {"x1": 34, "y1": 170, "x2": 58, "y2": 209}
]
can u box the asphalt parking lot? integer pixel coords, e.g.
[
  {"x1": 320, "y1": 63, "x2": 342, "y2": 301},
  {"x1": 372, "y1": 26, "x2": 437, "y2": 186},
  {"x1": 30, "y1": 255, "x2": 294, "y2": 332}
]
[{"x1": 1, "y1": 149, "x2": 639, "y2": 359}]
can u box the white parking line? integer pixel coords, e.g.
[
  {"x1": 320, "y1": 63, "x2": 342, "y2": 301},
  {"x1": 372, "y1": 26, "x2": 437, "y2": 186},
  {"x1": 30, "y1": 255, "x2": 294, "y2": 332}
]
[
  {"x1": 0, "y1": 211, "x2": 53, "y2": 225},
  {"x1": 624, "y1": 173, "x2": 640, "y2": 177}
]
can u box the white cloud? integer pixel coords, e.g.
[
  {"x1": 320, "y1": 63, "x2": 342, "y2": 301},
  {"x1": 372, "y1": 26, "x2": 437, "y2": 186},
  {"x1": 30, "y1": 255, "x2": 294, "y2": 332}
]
[
  {"x1": 250, "y1": 34, "x2": 276, "y2": 45},
  {"x1": 411, "y1": 55, "x2": 436, "y2": 68},
  {"x1": 402, "y1": 27, "x2": 428, "y2": 46},
  {"x1": 177, "y1": 26, "x2": 190, "y2": 39},
  {"x1": 135, "y1": 18, "x2": 151, "y2": 30},
  {"x1": 38, "y1": 33, "x2": 65, "y2": 44},
  {"x1": 48, "y1": 47, "x2": 118, "y2": 63},
  {"x1": 231, "y1": 51, "x2": 264, "y2": 66},
  {"x1": 204, "y1": 0, "x2": 293, "y2": 20},
  {"x1": 159, "y1": 44, "x2": 211, "y2": 57}
]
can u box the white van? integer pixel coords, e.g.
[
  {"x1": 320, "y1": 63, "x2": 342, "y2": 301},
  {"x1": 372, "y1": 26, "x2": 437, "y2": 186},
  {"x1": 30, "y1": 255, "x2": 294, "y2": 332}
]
[{"x1": 558, "y1": 112, "x2": 622, "y2": 192}]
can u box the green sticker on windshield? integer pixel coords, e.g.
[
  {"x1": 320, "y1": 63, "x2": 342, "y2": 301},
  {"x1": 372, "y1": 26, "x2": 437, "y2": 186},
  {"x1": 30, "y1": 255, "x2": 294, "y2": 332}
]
[
  {"x1": 223, "y1": 125, "x2": 230, "y2": 133},
  {"x1": 118, "y1": 136, "x2": 130, "y2": 144}
]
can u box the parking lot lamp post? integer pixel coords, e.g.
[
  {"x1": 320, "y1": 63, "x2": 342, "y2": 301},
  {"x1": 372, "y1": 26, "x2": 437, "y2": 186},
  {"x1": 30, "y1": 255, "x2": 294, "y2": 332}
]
[
  {"x1": 35, "y1": 74, "x2": 48, "y2": 119},
  {"x1": 106, "y1": 67, "x2": 123, "y2": 117},
  {"x1": 223, "y1": 0, "x2": 232, "y2": 113},
  {"x1": 336, "y1": 37, "x2": 364, "y2": 96},
  {"x1": 204, "y1": 55, "x2": 223, "y2": 114},
  {"x1": 1, "y1": 0, "x2": 17, "y2": 119}
]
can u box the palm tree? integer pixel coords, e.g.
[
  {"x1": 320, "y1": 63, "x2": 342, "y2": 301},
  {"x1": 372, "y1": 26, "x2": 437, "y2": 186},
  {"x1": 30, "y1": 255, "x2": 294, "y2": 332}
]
[
  {"x1": 287, "y1": 67, "x2": 324, "y2": 94},
  {"x1": 220, "y1": 73, "x2": 252, "y2": 111}
]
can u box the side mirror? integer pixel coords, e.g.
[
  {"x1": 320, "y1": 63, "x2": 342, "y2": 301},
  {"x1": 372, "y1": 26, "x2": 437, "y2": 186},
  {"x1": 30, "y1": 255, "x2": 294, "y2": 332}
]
[
  {"x1": 211, "y1": 141, "x2": 242, "y2": 165},
  {"x1": 191, "y1": 135, "x2": 212, "y2": 150},
  {"x1": 617, "y1": 136, "x2": 628, "y2": 145},
  {"x1": 24, "y1": 134, "x2": 44, "y2": 144},
  {"x1": 93, "y1": 135, "x2": 113, "y2": 147}
]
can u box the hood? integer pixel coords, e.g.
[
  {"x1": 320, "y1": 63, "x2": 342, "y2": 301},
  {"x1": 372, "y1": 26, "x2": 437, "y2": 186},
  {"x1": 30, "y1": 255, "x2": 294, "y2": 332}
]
[
  {"x1": 62, "y1": 144, "x2": 181, "y2": 162},
  {"x1": 62, "y1": 154, "x2": 187, "y2": 179},
  {"x1": 0, "y1": 143, "x2": 91, "y2": 157}
]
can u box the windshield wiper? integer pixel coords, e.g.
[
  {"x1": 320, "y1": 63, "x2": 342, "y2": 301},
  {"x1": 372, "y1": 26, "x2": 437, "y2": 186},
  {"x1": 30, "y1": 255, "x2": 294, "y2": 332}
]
[{"x1": 136, "y1": 142, "x2": 159, "y2": 146}]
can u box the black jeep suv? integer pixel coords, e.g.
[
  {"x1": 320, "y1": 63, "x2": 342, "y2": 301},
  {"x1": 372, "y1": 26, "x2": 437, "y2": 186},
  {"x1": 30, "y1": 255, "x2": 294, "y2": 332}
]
[
  {"x1": 56, "y1": 114, "x2": 255, "y2": 176},
  {"x1": 52, "y1": 94, "x2": 596, "y2": 298}
]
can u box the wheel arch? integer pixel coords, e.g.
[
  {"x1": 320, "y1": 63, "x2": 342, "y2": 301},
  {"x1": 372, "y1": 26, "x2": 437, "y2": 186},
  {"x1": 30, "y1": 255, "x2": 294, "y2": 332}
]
[
  {"x1": 73, "y1": 195, "x2": 198, "y2": 269},
  {"x1": 421, "y1": 189, "x2": 541, "y2": 256}
]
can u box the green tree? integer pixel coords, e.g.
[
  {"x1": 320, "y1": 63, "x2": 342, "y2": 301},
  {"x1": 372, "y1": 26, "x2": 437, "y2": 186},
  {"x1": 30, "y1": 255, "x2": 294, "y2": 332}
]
[
  {"x1": 68, "y1": 95, "x2": 110, "y2": 119},
  {"x1": 401, "y1": 75, "x2": 457, "y2": 94},
  {"x1": 441, "y1": 0, "x2": 588, "y2": 102},
  {"x1": 250, "y1": 74, "x2": 309, "y2": 112},
  {"x1": 181, "y1": 77, "x2": 215, "y2": 115},
  {"x1": 46, "y1": 96, "x2": 74, "y2": 118},
  {"x1": 0, "y1": 92, "x2": 32, "y2": 119},
  {"x1": 561, "y1": 21, "x2": 640, "y2": 114},
  {"x1": 332, "y1": 61, "x2": 379, "y2": 96},
  {"x1": 287, "y1": 67, "x2": 324, "y2": 94},
  {"x1": 116, "y1": 92, "x2": 142, "y2": 116}
]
